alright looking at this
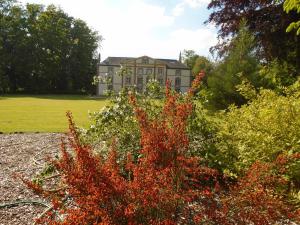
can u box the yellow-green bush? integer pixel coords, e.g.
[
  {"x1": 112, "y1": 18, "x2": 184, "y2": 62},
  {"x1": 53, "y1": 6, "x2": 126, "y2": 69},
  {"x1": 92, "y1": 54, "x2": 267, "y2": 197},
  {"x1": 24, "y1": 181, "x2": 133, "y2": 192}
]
[{"x1": 216, "y1": 82, "x2": 300, "y2": 183}]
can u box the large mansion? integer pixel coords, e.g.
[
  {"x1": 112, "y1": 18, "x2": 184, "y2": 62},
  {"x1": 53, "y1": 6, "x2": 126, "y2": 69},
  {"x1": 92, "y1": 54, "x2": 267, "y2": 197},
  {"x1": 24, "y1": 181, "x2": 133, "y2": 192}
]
[{"x1": 97, "y1": 55, "x2": 192, "y2": 95}]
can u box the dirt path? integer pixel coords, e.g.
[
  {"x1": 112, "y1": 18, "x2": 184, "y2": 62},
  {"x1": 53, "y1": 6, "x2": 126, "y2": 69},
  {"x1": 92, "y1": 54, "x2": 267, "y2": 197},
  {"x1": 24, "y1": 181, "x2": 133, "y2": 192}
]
[{"x1": 0, "y1": 133, "x2": 63, "y2": 225}]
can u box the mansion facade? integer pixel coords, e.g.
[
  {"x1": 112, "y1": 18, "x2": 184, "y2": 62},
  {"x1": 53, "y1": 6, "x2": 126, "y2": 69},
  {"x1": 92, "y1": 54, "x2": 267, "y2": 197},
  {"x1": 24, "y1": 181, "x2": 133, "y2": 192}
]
[{"x1": 97, "y1": 55, "x2": 192, "y2": 95}]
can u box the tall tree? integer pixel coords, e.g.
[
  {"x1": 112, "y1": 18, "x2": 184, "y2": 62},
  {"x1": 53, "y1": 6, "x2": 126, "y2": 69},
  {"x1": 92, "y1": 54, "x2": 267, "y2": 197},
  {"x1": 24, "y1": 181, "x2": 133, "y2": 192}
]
[
  {"x1": 192, "y1": 56, "x2": 213, "y2": 75},
  {"x1": 35, "y1": 4, "x2": 74, "y2": 92},
  {"x1": 0, "y1": 0, "x2": 27, "y2": 92},
  {"x1": 182, "y1": 49, "x2": 199, "y2": 69},
  {"x1": 68, "y1": 19, "x2": 99, "y2": 93},
  {"x1": 0, "y1": 0, "x2": 15, "y2": 92},
  {"x1": 206, "y1": 23, "x2": 260, "y2": 110},
  {"x1": 192, "y1": 56, "x2": 214, "y2": 86},
  {"x1": 206, "y1": 0, "x2": 300, "y2": 72},
  {"x1": 0, "y1": 0, "x2": 100, "y2": 94}
]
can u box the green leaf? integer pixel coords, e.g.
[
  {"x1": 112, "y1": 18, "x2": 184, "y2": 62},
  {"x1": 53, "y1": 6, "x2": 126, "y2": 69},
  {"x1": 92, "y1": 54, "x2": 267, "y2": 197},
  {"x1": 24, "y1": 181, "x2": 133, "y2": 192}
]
[{"x1": 286, "y1": 23, "x2": 296, "y2": 32}]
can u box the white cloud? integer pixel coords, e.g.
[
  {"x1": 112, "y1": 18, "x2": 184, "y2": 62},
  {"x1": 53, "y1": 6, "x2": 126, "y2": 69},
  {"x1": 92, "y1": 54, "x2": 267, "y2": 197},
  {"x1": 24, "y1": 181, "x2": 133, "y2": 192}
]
[
  {"x1": 172, "y1": 2, "x2": 185, "y2": 17},
  {"x1": 21, "y1": 0, "x2": 174, "y2": 31},
  {"x1": 162, "y1": 25, "x2": 217, "y2": 58},
  {"x1": 184, "y1": 0, "x2": 210, "y2": 8},
  {"x1": 170, "y1": 27, "x2": 216, "y2": 50},
  {"x1": 107, "y1": 25, "x2": 217, "y2": 59},
  {"x1": 93, "y1": 1, "x2": 176, "y2": 59},
  {"x1": 172, "y1": 0, "x2": 210, "y2": 17},
  {"x1": 20, "y1": 0, "x2": 216, "y2": 59}
]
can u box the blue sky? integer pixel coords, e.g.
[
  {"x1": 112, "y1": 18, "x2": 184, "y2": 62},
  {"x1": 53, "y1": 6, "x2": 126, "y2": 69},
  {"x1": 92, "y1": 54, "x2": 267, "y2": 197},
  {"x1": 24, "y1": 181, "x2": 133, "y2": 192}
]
[{"x1": 20, "y1": 0, "x2": 218, "y2": 60}]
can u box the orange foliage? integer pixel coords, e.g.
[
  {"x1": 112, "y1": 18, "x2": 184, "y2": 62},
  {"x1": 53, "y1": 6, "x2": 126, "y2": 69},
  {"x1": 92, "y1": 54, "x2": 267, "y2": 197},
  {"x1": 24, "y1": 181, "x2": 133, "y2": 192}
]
[
  {"x1": 210, "y1": 158, "x2": 300, "y2": 225},
  {"x1": 21, "y1": 72, "x2": 300, "y2": 225}
]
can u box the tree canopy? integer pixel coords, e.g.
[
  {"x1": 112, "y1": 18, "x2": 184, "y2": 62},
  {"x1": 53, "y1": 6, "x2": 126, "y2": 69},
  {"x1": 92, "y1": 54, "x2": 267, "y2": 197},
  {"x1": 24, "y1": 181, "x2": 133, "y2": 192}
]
[
  {"x1": 207, "y1": 0, "x2": 300, "y2": 72},
  {"x1": 284, "y1": 0, "x2": 300, "y2": 35},
  {"x1": 0, "y1": 0, "x2": 101, "y2": 94},
  {"x1": 182, "y1": 49, "x2": 199, "y2": 70},
  {"x1": 205, "y1": 23, "x2": 260, "y2": 110}
]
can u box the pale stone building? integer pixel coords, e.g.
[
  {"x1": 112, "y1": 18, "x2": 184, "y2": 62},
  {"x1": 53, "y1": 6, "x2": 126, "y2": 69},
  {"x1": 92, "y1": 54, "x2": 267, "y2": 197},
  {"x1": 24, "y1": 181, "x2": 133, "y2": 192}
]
[{"x1": 97, "y1": 55, "x2": 191, "y2": 95}]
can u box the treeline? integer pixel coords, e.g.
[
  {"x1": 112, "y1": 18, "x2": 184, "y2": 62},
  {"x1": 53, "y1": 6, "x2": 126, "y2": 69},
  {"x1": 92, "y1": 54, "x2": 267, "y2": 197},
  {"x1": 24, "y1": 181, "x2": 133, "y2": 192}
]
[{"x1": 0, "y1": 0, "x2": 100, "y2": 94}]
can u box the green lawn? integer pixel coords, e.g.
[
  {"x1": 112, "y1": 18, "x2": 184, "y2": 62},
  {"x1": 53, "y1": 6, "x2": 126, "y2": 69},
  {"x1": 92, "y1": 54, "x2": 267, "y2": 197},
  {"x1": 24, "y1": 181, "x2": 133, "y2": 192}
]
[{"x1": 0, "y1": 95, "x2": 108, "y2": 133}]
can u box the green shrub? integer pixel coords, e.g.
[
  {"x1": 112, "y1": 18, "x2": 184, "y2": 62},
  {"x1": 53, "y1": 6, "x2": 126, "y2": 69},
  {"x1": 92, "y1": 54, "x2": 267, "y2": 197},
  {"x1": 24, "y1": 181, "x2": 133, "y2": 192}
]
[
  {"x1": 215, "y1": 83, "x2": 300, "y2": 183},
  {"x1": 187, "y1": 102, "x2": 222, "y2": 169},
  {"x1": 80, "y1": 88, "x2": 162, "y2": 164},
  {"x1": 145, "y1": 78, "x2": 164, "y2": 98},
  {"x1": 258, "y1": 59, "x2": 298, "y2": 91}
]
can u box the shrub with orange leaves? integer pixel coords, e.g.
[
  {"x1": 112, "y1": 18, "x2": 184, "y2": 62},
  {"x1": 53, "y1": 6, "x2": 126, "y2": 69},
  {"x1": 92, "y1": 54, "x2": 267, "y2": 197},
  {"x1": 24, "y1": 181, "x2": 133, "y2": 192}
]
[
  {"x1": 21, "y1": 71, "x2": 300, "y2": 225},
  {"x1": 210, "y1": 157, "x2": 300, "y2": 225},
  {"x1": 125, "y1": 75, "x2": 220, "y2": 224},
  {"x1": 22, "y1": 72, "x2": 218, "y2": 225}
]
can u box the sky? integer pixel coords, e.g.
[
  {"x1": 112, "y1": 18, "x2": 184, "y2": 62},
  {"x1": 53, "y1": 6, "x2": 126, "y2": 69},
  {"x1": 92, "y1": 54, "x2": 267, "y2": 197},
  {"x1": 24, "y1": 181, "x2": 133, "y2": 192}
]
[{"x1": 20, "y1": 0, "x2": 218, "y2": 61}]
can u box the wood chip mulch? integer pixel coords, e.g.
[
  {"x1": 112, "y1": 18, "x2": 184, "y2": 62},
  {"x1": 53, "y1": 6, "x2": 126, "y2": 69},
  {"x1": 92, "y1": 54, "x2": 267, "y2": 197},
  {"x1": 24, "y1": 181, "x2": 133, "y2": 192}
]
[{"x1": 0, "y1": 133, "x2": 64, "y2": 225}]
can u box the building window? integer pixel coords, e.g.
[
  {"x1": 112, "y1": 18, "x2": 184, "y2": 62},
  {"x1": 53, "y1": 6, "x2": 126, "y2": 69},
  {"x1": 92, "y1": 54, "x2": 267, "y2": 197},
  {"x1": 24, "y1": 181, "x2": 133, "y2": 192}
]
[
  {"x1": 146, "y1": 68, "x2": 153, "y2": 75},
  {"x1": 157, "y1": 68, "x2": 163, "y2": 75},
  {"x1": 175, "y1": 77, "x2": 181, "y2": 86},
  {"x1": 146, "y1": 76, "x2": 152, "y2": 83},
  {"x1": 138, "y1": 67, "x2": 143, "y2": 75},
  {"x1": 125, "y1": 76, "x2": 131, "y2": 85},
  {"x1": 175, "y1": 77, "x2": 181, "y2": 92},
  {"x1": 108, "y1": 66, "x2": 114, "y2": 74},
  {"x1": 108, "y1": 84, "x2": 113, "y2": 90},
  {"x1": 157, "y1": 77, "x2": 164, "y2": 86},
  {"x1": 142, "y1": 58, "x2": 149, "y2": 64},
  {"x1": 137, "y1": 77, "x2": 143, "y2": 92},
  {"x1": 175, "y1": 69, "x2": 181, "y2": 76},
  {"x1": 126, "y1": 67, "x2": 133, "y2": 75}
]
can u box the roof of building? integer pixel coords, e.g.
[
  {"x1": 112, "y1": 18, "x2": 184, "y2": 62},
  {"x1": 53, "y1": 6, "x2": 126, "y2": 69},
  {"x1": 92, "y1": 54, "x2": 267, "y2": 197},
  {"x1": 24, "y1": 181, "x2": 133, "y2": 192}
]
[{"x1": 100, "y1": 56, "x2": 189, "y2": 69}]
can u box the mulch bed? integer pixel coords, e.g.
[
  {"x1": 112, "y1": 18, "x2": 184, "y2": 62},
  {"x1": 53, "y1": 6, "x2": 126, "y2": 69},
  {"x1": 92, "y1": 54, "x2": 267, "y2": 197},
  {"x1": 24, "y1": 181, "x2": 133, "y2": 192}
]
[{"x1": 0, "y1": 133, "x2": 64, "y2": 225}]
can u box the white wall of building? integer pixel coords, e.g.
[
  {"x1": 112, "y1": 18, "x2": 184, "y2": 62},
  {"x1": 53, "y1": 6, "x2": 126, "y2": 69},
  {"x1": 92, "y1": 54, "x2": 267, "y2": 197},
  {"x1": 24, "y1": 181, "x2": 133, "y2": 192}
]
[{"x1": 98, "y1": 58, "x2": 191, "y2": 95}]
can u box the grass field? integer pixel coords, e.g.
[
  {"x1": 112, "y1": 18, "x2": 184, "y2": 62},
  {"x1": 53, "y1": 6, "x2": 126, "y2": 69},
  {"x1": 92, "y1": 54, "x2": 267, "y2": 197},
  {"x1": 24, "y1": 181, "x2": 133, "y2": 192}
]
[{"x1": 0, "y1": 95, "x2": 108, "y2": 133}]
